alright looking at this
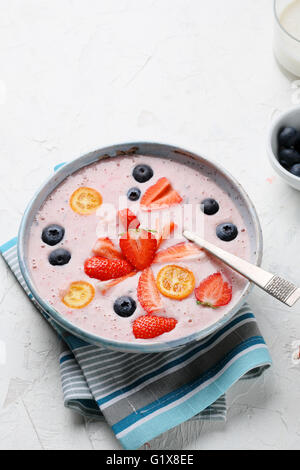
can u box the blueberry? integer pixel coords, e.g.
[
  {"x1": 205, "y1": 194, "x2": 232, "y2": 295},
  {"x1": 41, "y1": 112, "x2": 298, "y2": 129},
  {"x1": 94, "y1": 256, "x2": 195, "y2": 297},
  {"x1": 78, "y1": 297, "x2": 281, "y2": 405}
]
[
  {"x1": 127, "y1": 187, "x2": 141, "y2": 201},
  {"x1": 290, "y1": 163, "x2": 300, "y2": 177},
  {"x1": 113, "y1": 296, "x2": 136, "y2": 317},
  {"x1": 278, "y1": 148, "x2": 300, "y2": 168},
  {"x1": 216, "y1": 223, "x2": 238, "y2": 242},
  {"x1": 42, "y1": 224, "x2": 65, "y2": 246},
  {"x1": 278, "y1": 127, "x2": 300, "y2": 148},
  {"x1": 132, "y1": 164, "x2": 153, "y2": 183},
  {"x1": 201, "y1": 198, "x2": 219, "y2": 215},
  {"x1": 48, "y1": 248, "x2": 71, "y2": 266},
  {"x1": 295, "y1": 134, "x2": 300, "y2": 152}
]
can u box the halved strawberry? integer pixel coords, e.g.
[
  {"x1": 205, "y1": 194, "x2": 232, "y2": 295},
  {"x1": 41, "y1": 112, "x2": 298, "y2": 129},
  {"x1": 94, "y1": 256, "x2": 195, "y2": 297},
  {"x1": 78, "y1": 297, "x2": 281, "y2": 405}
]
[
  {"x1": 84, "y1": 256, "x2": 133, "y2": 281},
  {"x1": 156, "y1": 220, "x2": 176, "y2": 247},
  {"x1": 118, "y1": 208, "x2": 140, "y2": 231},
  {"x1": 195, "y1": 272, "x2": 232, "y2": 308},
  {"x1": 137, "y1": 268, "x2": 163, "y2": 314},
  {"x1": 92, "y1": 237, "x2": 123, "y2": 259},
  {"x1": 119, "y1": 229, "x2": 157, "y2": 271},
  {"x1": 98, "y1": 271, "x2": 137, "y2": 295},
  {"x1": 133, "y1": 315, "x2": 177, "y2": 339},
  {"x1": 140, "y1": 177, "x2": 182, "y2": 211},
  {"x1": 153, "y1": 242, "x2": 203, "y2": 263}
]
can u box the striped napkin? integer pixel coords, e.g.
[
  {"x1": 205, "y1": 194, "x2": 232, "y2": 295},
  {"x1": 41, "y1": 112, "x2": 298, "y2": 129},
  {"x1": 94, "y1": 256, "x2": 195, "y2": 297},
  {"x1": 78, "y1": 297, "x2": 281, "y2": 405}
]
[{"x1": 1, "y1": 237, "x2": 272, "y2": 449}]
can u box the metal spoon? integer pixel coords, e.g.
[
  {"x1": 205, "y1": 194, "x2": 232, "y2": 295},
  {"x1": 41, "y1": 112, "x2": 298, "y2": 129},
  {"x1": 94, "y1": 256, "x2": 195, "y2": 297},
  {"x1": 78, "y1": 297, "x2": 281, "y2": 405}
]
[{"x1": 183, "y1": 230, "x2": 300, "y2": 307}]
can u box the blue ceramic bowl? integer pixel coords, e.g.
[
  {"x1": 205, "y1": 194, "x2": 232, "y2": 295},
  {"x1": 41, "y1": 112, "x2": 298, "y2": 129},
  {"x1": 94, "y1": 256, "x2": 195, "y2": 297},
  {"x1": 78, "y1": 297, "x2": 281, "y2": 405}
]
[{"x1": 18, "y1": 142, "x2": 263, "y2": 353}]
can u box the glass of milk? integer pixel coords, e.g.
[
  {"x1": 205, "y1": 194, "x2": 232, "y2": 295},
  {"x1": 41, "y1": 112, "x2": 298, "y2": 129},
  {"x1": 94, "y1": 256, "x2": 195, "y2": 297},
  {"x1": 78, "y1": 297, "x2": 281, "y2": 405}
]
[{"x1": 274, "y1": 0, "x2": 300, "y2": 76}]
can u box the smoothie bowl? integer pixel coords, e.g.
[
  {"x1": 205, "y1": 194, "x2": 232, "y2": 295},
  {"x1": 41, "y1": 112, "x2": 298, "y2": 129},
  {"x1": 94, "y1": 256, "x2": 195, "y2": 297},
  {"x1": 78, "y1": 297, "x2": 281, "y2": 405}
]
[{"x1": 18, "y1": 142, "x2": 262, "y2": 353}]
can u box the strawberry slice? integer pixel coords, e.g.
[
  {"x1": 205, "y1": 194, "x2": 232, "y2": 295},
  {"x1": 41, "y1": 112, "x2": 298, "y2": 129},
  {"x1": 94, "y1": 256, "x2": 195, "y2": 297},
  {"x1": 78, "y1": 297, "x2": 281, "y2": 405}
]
[
  {"x1": 140, "y1": 177, "x2": 182, "y2": 211},
  {"x1": 92, "y1": 237, "x2": 124, "y2": 259},
  {"x1": 133, "y1": 315, "x2": 177, "y2": 339},
  {"x1": 156, "y1": 220, "x2": 176, "y2": 247},
  {"x1": 84, "y1": 256, "x2": 133, "y2": 281},
  {"x1": 118, "y1": 209, "x2": 140, "y2": 231},
  {"x1": 119, "y1": 229, "x2": 157, "y2": 271},
  {"x1": 153, "y1": 242, "x2": 203, "y2": 263},
  {"x1": 98, "y1": 271, "x2": 137, "y2": 295},
  {"x1": 137, "y1": 268, "x2": 163, "y2": 314},
  {"x1": 195, "y1": 272, "x2": 232, "y2": 308}
]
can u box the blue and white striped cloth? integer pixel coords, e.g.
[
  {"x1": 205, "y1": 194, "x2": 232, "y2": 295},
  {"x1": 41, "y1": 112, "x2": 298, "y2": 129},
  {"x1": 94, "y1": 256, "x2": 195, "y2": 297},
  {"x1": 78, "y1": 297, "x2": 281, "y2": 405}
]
[{"x1": 1, "y1": 236, "x2": 272, "y2": 449}]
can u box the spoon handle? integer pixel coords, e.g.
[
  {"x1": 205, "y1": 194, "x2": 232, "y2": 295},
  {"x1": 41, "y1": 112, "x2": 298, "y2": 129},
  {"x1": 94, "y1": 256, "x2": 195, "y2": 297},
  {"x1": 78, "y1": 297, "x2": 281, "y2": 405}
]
[{"x1": 183, "y1": 230, "x2": 300, "y2": 307}]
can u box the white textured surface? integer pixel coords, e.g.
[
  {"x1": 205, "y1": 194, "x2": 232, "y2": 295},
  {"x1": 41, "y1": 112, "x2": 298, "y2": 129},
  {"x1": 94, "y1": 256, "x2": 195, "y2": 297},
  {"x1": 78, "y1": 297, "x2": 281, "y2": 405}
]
[{"x1": 0, "y1": 0, "x2": 300, "y2": 450}]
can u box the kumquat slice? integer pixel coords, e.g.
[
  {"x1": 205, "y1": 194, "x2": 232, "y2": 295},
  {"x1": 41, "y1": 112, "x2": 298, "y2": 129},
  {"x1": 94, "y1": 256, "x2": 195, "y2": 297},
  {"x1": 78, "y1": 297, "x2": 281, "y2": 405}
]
[
  {"x1": 70, "y1": 187, "x2": 102, "y2": 215},
  {"x1": 156, "y1": 265, "x2": 195, "y2": 300},
  {"x1": 62, "y1": 281, "x2": 95, "y2": 309}
]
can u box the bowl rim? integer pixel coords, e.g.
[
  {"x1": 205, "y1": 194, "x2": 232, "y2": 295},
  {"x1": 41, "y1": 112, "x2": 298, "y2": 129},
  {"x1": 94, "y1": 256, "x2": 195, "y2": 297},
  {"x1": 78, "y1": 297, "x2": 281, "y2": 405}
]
[
  {"x1": 18, "y1": 141, "x2": 263, "y2": 353},
  {"x1": 273, "y1": 0, "x2": 300, "y2": 45},
  {"x1": 267, "y1": 105, "x2": 300, "y2": 184}
]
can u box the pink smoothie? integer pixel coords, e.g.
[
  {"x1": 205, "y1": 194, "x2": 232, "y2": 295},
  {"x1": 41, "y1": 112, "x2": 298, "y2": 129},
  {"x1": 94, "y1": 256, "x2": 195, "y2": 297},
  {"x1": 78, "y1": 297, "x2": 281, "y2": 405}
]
[{"x1": 27, "y1": 155, "x2": 250, "y2": 343}]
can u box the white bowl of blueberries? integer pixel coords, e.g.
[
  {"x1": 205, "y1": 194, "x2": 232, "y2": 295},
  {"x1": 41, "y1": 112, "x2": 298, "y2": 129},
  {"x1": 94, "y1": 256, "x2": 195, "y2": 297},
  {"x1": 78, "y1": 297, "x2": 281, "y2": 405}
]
[{"x1": 268, "y1": 106, "x2": 300, "y2": 191}]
